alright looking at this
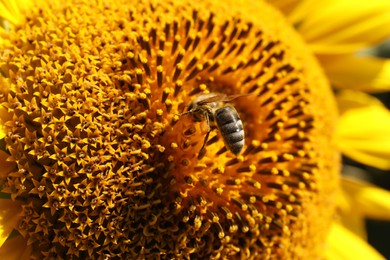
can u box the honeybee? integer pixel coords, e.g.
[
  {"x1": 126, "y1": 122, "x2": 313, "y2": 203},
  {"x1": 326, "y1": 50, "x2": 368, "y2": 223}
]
[{"x1": 183, "y1": 92, "x2": 245, "y2": 156}]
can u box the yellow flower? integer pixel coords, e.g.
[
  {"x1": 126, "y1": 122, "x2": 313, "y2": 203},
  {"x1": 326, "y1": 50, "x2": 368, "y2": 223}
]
[{"x1": 0, "y1": 0, "x2": 387, "y2": 259}]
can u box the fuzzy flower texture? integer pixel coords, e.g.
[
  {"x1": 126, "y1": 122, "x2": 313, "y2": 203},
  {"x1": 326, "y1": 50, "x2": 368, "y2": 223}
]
[{"x1": 0, "y1": 0, "x2": 390, "y2": 259}]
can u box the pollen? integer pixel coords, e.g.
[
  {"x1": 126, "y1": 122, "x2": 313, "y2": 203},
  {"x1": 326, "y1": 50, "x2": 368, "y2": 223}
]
[{"x1": 0, "y1": 0, "x2": 339, "y2": 259}]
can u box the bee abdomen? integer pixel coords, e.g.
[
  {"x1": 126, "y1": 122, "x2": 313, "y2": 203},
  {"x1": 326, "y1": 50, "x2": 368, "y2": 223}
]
[{"x1": 215, "y1": 106, "x2": 245, "y2": 155}]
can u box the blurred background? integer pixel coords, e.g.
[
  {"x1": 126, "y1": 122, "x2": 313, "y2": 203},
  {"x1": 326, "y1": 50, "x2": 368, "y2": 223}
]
[{"x1": 344, "y1": 38, "x2": 390, "y2": 259}]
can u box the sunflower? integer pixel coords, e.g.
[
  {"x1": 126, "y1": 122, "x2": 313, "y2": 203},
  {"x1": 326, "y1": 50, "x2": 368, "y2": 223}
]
[{"x1": 0, "y1": 0, "x2": 388, "y2": 259}]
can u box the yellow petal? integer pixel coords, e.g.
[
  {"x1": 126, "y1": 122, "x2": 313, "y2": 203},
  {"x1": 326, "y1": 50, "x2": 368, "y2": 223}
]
[
  {"x1": 336, "y1": 90, "x2": 390, "y2": 170},
  {"x1": 0, "y1": 0, "x2": 34, "y2": 26},
  {"x1": 268, "y1": 0, "x2": 317, "y2": 25},
  {"x1": 318, "y1": 54, "x2": 390, "y2": 92},
  {"x1": 0, "y1": 235, "x2": 31, "y2": 260},
  {"x1": 326, "y1": 222, "x2": 385, "y2": 260},
  {"x1": 342, "y1": 177, "x2": 390, "y2": 220},
  {"x1": 0, "y1": 199, "x2": 21, "y2": 248},
  {"x1": 335, "y1": 167, "x2": 368, "y2": 239},
  {"x1": 298, "y1": 0, "x2": 390, "y2": 54},
  {"x1": 0, "y1": 3, "x2": 15, "y2": 25},
  {"x1": 339, "y1": 191, "x2": 367, "y2": 239}
]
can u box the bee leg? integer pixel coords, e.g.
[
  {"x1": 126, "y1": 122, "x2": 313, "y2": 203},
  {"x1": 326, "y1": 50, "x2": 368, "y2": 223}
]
[
  {"x1": 198, "y1": 112, "x2": 211, "y2": 160},
  {"x1": 198, "y1": 130, "x2": 211, "y2": 159}
]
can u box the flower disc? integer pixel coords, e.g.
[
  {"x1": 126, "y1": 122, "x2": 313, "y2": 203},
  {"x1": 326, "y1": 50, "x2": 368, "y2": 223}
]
[{"x1": 0, "y1": 0, "x2": 340, "y2": 258}]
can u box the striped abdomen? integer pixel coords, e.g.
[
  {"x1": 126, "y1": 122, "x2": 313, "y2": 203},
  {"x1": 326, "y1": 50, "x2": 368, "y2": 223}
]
[{"x1": 214, "y1": 105, "x2": 245, "y2": 155}]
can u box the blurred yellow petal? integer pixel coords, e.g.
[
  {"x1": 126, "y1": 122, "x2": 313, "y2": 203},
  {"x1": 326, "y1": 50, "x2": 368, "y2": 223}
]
[
  {"x1": 268, "y1": 0, "x2": 317, "y2": 24},
  {"x1": 318, "y1": 54, "x2": 390, "y2": 92},
  {"x1": 298, "y1": 0, "x2": 390, "y2": 54},
  {"x1": 0, "y1": 235, "x2": 31, "y2": 260},
  {"x1": 341, "y1": 211, "x2": 367, "y2": 239},
  {"x1": 0, "y1": 1, "x2": 22, "y2": 25},
  {"x1": 0, "y1": 199, "x2": 21, "y2": 248},
  {"x1": 336, "y1": 90, "x2": 390, "y2": 170},
  {"x1": 0, "y1": 0, "x2": 34, "y2": 26},
  {"x1": 326, "y1": 222, "x2": 385, "y2": 260},
  {"x1": 0, "y1": 79, "x2": 12, "y2": 136},
  {"x1": 342, "y1": 178, "x2": 390, "y2": 220},
  {"x1": 0, "y1": 150, "x2": 14, "y2": 179},
  {"x1": 335, "y1": 90, "x2": 384, "y2": 114},
  {"x1": 336, "y1": 168, "x2": 368, "y2": 239},
  {"x1": 0, "y1": 3, "x2": 15, "y2": 25},
  {"x1": 339, "y1": 192, "x2": 367, "y2": 239}
]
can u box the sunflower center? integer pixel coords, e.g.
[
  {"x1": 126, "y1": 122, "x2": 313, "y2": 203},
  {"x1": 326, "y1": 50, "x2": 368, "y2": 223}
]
[{"x1": 0, "y1": 0, "x2": 339, "y2": 258}]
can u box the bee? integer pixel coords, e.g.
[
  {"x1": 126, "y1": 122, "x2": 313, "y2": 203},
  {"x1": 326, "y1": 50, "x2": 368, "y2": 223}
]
[{"x1": 183, "y1": 92, "x2": 245, "y2": 156}]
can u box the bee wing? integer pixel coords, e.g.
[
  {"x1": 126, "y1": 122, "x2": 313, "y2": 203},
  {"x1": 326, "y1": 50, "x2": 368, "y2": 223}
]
[
  {"x1": 196, "y1": 93, "x2": 249, "y2": 105},
  {"x1": 196, "y1": 93, "x2": 228, "y2": 105},
  {"x1": 222, "y1": 93, "x2": 250, "y2": 102}
]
